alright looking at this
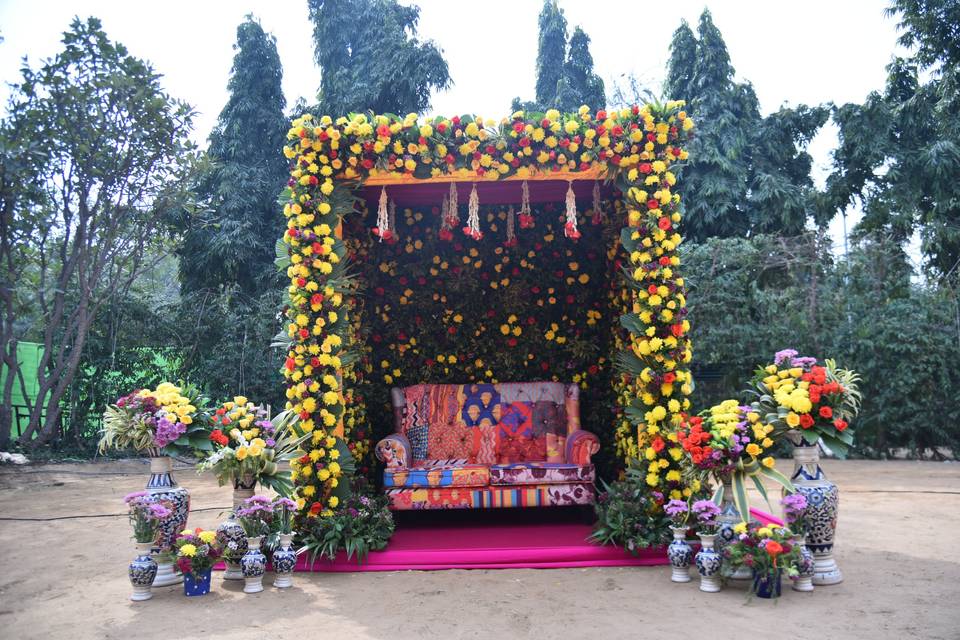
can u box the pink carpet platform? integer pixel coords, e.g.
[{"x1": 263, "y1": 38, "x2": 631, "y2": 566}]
[{"x1": 274, "y1": 507, "x2": 780, "y2": 572}]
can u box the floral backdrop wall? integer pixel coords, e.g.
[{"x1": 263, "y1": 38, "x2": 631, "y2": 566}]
[{"x1": 344, "y1": 198, "x2": 624, "y2": 478}]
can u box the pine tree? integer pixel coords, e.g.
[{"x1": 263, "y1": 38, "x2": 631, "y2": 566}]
[
  {"x1": 664, "y1": 20, "x2": 697, "y2": 102},
  {"x1": 179, "y1": 16, "x2": 288, "y2": 295},
  {"x1": 534, "y1": 0, "x2": 568, "y2": 107},
  {"x1": 308, "y1": 0, "x2": 451, "y2": 116},
  {"x1": 556, "y1": 27, "x2": 605, "y2": 111},
  {"x1": 668, "y1": 10, "x2": 827, "y2": 241}
]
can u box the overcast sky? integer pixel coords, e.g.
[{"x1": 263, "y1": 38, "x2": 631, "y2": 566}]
[{"x1": 0, "y1": 0, "x2": 909, "y2": 258}]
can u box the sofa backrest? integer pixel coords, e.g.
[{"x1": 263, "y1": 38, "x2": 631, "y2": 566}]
[{"x1": 391, "y1": 382, "x2": 581, "y2": 465}]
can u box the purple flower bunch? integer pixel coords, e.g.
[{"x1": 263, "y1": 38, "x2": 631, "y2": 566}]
[
  {"x1": 116, "y1": 391, "x2": 157, "y2": 414},
  {"x1": 664, "y1": 499, "x2": 689, "y2": 526},
  {"x1": 781, "y1": 493, "x2": 808, "y2": 531},
  {"x1": 237, "y1": 494, "x2": 274, "y2": 536},
  {"x1": 124, "y1": 491, "x2": 171, "y2": 542},
  {"x1": 774, "y1": 348, "x2": 817, "y2": 370},
  {"x1": 153, "y1": 416, "x2": 187, "y2": 448},
  {"x1": 691, "y1": 499, "x2": 722, "y2": 534}
]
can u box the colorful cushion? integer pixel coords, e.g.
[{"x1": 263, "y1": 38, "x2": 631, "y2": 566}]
[
  {"x1": 384, "y1": 482, "x2": 595, "y2": 510},
  {"x1": 488, "y1": 462, "x2": 595, "y2": 486},
  {"x1": 383, "y1": 460, "x2": 489, "y2": 488}
]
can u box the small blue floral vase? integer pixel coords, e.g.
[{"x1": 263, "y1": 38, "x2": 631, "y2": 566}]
[
  {"x1": 183, "y1": 569, "x2": 212, "y2": 596},
  {"x1": 272, "y1": 533, "x2": 297, "y2": 589},
  {"x1": 695, "y1": 533, "x2": 722, "y2": 593},
  {"x1": 241, "y1": 536, "x2": 266, "y2": 594},
  {"x1": 667, "y1": 526, "x2": 693, "y2": 583},
  {"x1": 753, "y1": 569, "x2": 783, "y2": 599},
  {"x1": 129, "y1": 542, "x2": 157, "y2": 602}
]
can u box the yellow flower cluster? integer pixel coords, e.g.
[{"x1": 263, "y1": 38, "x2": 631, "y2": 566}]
[{"x1": 139, "y1": 382, "x2": 196, "y2": 425}]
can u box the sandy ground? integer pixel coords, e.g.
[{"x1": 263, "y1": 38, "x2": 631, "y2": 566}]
[{"x1": 0, "y1": 459, "x2": 958, "y2": 640}]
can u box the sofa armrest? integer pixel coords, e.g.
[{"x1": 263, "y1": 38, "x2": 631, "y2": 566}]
[
  {"x1": 375, "y1": 434, "x2": 411, "y2": 469},
  {"x1": 565, "y1": 430, "x2": 600, "y2": 466}
]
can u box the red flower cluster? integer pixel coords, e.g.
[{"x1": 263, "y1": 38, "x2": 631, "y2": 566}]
[
  {"x1": 801, "y1": 366, "x2": 848, "y2": 432},
  {"x1": 208, "y1": 429, "x2": 229, "y2": 446},
  {"x1": 678, "y1": 416, "x2": 713, "y2": 465}
]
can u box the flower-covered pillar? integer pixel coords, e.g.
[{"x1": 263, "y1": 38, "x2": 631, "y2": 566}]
[{"x1": 614, "y1": 102, "x2": 697, "y2": 502}]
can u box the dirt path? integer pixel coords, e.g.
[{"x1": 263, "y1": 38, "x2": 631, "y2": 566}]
[{"x1": 0, "y1": 459, "x2": 957, "y2": 639}]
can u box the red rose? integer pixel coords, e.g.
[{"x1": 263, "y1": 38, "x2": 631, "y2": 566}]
[
  {"x1": 799, "y1": 414, "x2": 815, "y2": 429},
  {"x1": 658, "y1": 217, "x2": 672, "y2": 231},
  {"x1": 834, "y1": 419, "x2": 848, "y2": 432},
  {"x1": 819, "y1": 406, "x2": 833, "y2": 419}
]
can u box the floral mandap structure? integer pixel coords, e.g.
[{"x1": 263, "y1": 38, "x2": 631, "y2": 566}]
[{"x1": 279, "y1": 103, "x2": 695, "y2": 521}]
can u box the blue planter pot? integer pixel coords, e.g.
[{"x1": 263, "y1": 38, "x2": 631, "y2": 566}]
[
  {"x1": 183, "y1": 569, "x2": 212, "y2": 596},
  {"x1": 753, "y1": 569, "x2": 782, "y2": 599}
]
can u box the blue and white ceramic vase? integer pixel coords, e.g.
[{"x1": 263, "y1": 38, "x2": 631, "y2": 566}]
[
  {"x1": 183, "y1": 569, "x2": 212, "y2": 596},
  {"x1": 753, "y1": 569, "x2": 783, "y2": 599},
  {"x1": 791, "y1": 442, "x2": 842, "y2": 585},
  {"x1": 217, "y1": 476, "x2": 254, "y2": 581},
  {"x1": 129, "y1": 541, "x2": 157, "y2": 602},
  {"x1": 791, "y1": 533, "x2": 815, "y2": 592},
  {"x1": 716, "y1": 475, "x2": 752, "y2": 580},
  {"x1": 695, "y1": 533, "x2": 722, "y2": 593},
  {"x1": 145, "y1": 448, "x2": 189, "y2": 587},
  {"x1": 272, "y1": 533, "x2": 297, "y2": 588},
  {"x1": 667, "y1": 526, "x2": 692, "y2": 583},
  {"x1": 241, "y1": 536, "x2": 266, "y2": 594}
]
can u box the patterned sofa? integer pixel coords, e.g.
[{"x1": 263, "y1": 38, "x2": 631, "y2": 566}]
[{"x1": 374, "y1": 382, "x2": 600, "y2": 510}]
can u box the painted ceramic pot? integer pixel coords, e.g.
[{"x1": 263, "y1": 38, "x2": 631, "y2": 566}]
[
  {"x1": 272, "y1": 533, "x2": 297, "y2": 589},
  {"x1": 667, "y1": 526, "x2": 692, "y2": 583},
  {"x1": 716, "y1": 475, "x2": 751, "y2": 580},
  {"x1": 791, "y1": 442, "x2": 843, "y2": 585},
  {"x1": 217, "y1": 476, "x2": 255, "y2": 580},
  {"x1": 129, "y1": 541, "x2": 157, "y2": 602},
  {"x1": 241, "y1": 536, "x2": 267, "y2": 594},
  {"x1": 695, "y1": 533, "x2": 722, "y2": 593},
  {"x1": 791, "y1": 534, "x2": 816, "y2": 592},
  {"x1": 753, "y1": 569, "x2": 783, "y2": 599},
  {"x1": 183, "y1": 569, "x2": 212, "y2": 596},
  {"x1": 145, "y1": 449, "x2": 189, "y2": 587}
]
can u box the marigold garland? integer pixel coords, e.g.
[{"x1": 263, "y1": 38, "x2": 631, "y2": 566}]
[{"x1": 281, "y1": 102, "x2": 695, "y2": 520}]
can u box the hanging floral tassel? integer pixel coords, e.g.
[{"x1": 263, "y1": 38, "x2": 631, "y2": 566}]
[
  {"x1": 518, "y1": 180, "x2": 534, "y2": 229},
  {"x1": 446, "y1": 181, "x2": 459, "y2": 228},
  {"x1": 505, "y1": 205, "x2": 517, "y2": 247},
  {"x1": 388, "y1": 198, "x2": 397, "y2": 236},
  {"x1": 591, "y1": 180, "x2": 603, "y2": 226},
  {"x1": 373, "y1": 186, "x2": 392, "y2": 241},
  {"x1": 438, "y1": 194, "x2": 453, "y2": 241},
  {"x1": 463, "y1": 183, "x2": 482, "y2": 240},
  {"x1": 564, "y1": 181, "x2": 581, "y2": 240}
]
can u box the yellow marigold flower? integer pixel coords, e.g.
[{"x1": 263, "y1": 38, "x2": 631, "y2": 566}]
[
  {"x1": 179, "y1": 543, "x2": 197, "y2": 557},
  {"x1": 198, "y1": 531, "x2": 216, "y2": 544}
]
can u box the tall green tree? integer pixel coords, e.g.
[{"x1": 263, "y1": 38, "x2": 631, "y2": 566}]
[
  {"x1": 0, "y1": 17, "x2": 197, "y2": 447},
  {"x1": 308, "y1": 0, "x2": 451, "y2": 116},
  {"x1": 513, "y1": 1, "x2": 605, "y2": 112},
  {"x1": 555, "y1": 27, "x2": 605, "y2": 112},
  {"x1": 179, "y1": 16, "x2": 288, "y2": 295},
  {"x1": 826, "y1": 0, "x2": 960, "y2": 277},
  {"x1": 666, "y1": 10, "x2": 827, "y2": 241},
  {"x1": 177, "y1": 16, "x2": 290, "y2": 406}
]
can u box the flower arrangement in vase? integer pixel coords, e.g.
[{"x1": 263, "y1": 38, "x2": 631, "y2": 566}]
[
  {"x1": 174, "y1": 529, "x2": 221, "y2": 596},
  {"x1": 691, "y1": 499, "x2": 723, "y2": 593},
  {"x1": 100, "y1": 382, "x2": 209, "y2": 587},
  {"x1": 236, "y1": 495, "x2": 273, "y2": 594},
  {"x1": 724, "y1": 521, "x2": 801, "y2": 599},
  {"x1": 271, "y1": 497, "x2": 299, "y2": 588},
  {"x1": 782, "y1": 493, "x2": 815, "y2": 591},
  {"x1": 677, "y1": 400, "x2": 795, "y2": 566},
  {"x1": 199, "y1": 402, "x2": 304, "y2": 497},
  {"x1": 748, "y1": 349, "x2": 862, "y2": 585},
  {"x1": 124, "y1": 491, "x2": 170, "y2": 602},
  {"x1": 664, "y1": 499, "x2": 692, "y2": 583}
]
